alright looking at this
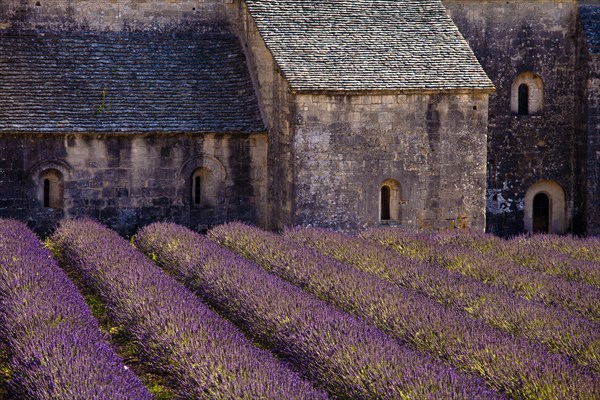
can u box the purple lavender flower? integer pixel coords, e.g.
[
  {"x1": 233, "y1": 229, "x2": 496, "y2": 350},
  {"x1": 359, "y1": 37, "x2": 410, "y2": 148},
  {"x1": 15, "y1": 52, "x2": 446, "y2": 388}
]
[
  {"x1": 0, "y1": 219, "x2": 151, "y2": 399},
  {"x1": 364, "y1": 228, "x2": 600, "y2": 322},
  {"x1": 50, "y1": 219, "x2": 325, "y2": 400},
  {"x1": 210, "y1": 222, "x2": 599, "y2": 400},
  {"x1": 135, "y1": 222, "x2": 502, "y2": 400},
  {"x1": 504, "y1": 234, "x2": 600, "y2": 288},
  {"x1": 283, "y1": 227, "x2": 599, "y2": 372}
]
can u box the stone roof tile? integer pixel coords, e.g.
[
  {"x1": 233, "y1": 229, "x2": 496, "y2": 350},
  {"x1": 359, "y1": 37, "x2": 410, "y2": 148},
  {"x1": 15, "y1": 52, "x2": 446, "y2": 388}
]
[
  {"x1": 246, "y1": 0, "x2": 494, "y2": 92},
  {"x1": 0, "y1": 30, "x2": 265, "y2": 134}
]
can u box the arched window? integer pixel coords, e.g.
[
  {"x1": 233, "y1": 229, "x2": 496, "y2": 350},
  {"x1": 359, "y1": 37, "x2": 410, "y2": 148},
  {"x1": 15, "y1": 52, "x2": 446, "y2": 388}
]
[
  {"x1": 524, "y1": 180, "x2": 566, "y2": 234},
  {"x1": 39, "y1": 169, "x2": 64, "y2": 209},
  {"x1": 191, "y1": 168, "x2": 213, "y2": 208},
  {"x1": 511, "y1": 73, "x2": 543, "y2": 115},
  {"x1": 180, "y1": 155, "x2": 227, "y2": 211},
  {"x1": 43, "y1": 178, "x2": 50, "y2": 207},
  {"x1": 194, "y1": 176, "x2": 201, "y2": 205},
  {"x1": 518, "y1": 84, "x2": 529, "y2": 115},
  {"x1": 379, "y1": 179, "x2": 402, "y2": 223},
  {"x1": 380, "y1": 185, "x2": 391, "y2": 220},
  {"x1": 532, "y1": 192, "x2": 550, "y2": 233}
]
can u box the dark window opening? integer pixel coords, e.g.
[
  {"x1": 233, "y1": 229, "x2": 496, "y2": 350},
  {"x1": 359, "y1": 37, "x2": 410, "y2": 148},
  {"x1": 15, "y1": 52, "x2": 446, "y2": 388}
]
[
  {"x1": 194, "y1": 176, "x2": 201, "y2": 205},
  {"x1": 532, "y1": 193, "x2": 549, "y2": 233},
  {"x1": 381, "y1": 186, "x2": 391, "y2": 220},
  {"x1": 43, "y1": 178, "x2": 50, "y2": 208},
  {"x1": 518, "y1": 84, "x2": 529, "y2": 115},
  {"x1": 40, "y1": 169, "x2": 64, "y2": 209}
]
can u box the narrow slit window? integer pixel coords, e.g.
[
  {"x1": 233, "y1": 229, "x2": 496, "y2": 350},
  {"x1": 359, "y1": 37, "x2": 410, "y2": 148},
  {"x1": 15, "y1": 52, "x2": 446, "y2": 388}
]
[
  {"x1": 194, "y1": 176, "x2": 201, "y2": 205},
  {"x1": 43, "y1": 178, "x2": 50, "y2": 208},
  {"x1": 191, "y1": 168, "x2": 209, "y2": 208},
  {"x1": 381, "y1": 185, "x2": 391, "y2": 220},
  {"x1": 39, "y1": 169, "x2": 64, "y2": 209},
  {"x1": 518, "y1": 84, "x2": 529, "y2": 115}
]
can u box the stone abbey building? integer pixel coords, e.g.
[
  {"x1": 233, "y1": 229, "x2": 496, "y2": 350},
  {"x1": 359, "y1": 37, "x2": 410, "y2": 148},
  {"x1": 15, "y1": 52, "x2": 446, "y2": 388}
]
[{"x1": 0, "y1": 0, "x2": 598, "y2": 237}]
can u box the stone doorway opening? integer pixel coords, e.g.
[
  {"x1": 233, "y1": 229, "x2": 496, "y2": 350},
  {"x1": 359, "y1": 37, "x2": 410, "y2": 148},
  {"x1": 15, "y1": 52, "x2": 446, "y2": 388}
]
[
  {"x1": 524, "y1": 180, "x2": 566, "y2": 234},
  {"x1": 532, "y1": 192, "x2": 550, "y2": 233}
]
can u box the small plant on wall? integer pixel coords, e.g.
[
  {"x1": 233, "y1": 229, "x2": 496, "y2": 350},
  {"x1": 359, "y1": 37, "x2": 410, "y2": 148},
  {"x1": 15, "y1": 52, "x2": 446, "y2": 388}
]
[{"x1": 94, "y1": 87, "x2": 110, "y2": 116}]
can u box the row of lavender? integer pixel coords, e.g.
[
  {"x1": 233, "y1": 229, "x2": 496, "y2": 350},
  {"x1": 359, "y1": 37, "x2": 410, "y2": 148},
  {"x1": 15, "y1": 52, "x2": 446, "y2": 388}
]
[
  {"x1": 205, "y1": 222, "x2": 599, "y2": 400},
  {"x1": 135, "y1": 222, "x2": 499, "y2": 399},
  {"x1": 49, "y1": 219, "x2": 326, "y2": 399},
  {"x1": 285, "y1": 227, "x2": 599, "y2": 372},
  {"x1": 367, "y1": 229, "x2": 599, "y2": 322},
  {"x1": 429, "y1": 229, "x2": 600, "y2": 287},
  {"x1": 3, "y1": 217, "x2": 597, "y2": 398},
  {"x1": 512, "y1": 234, "x2": 600, "y2": 271},
  {"x1": 0, "y1": 219, "x2": 151, "y2": 399}
]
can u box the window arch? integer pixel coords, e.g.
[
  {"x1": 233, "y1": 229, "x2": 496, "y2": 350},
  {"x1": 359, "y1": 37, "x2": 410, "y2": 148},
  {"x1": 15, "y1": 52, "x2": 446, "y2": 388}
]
[
  {"x1": 178, "y1": 154, "x2": 227, "y2": 210},
  {"x1": 524, "y1": 180, "x2": 566, "y2": 234},
  {"x1": 39, "y1": 169, "x2": 64, "y2": 209},
  {"x1": 518, "y1": 84, "x2": 529, "y2": 115},
  {"x1": 191, "y1": 168, "x2": 213, "y2": 208},
  {"x1": 380, "y1": 185, "x2": 391, "y2": 220},
  {"x1": 511, "y1": 72, "x2": 543, "y2": 115},
  {"x1": 379, "y1": 179, "x2": 402, "y2": 223},
  {"x1": 193, "y1": 175, "x2": 202, "y2": 205},
  {"x1": 532, "y1": 192, "x2": 550, "y2": 233}
]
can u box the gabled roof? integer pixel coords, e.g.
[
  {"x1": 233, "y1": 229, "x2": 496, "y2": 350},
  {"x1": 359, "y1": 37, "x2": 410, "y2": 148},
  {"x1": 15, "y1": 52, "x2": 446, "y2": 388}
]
[
  {"x1": 580, "y1": 5, "x2": 600, "y2": 55},
  {"x1": 245, "y1": 0, "x2": 494, "y2": 93},
  {"x1": 0, "y1": 30, "x2": 265, "y2": 134}
]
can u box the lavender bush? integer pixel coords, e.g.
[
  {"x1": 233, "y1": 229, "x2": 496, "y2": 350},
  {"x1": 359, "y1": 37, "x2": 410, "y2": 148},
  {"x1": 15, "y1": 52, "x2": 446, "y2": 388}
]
[
  {"x1": 502, "y1": 235, "x2": 600, "y2": 288},
  {"x1": 363, "y1": 228, "x2": 600, "y2": 322},
  {"x1": 0, "y1": 219, "x2": 151, "y2": 399},
  {"x1": 285, "y1": 227, "x2": 600, "y2": 372},
  {"x1": 135, "y1": 222, "x2": 501, "y2": 400},
  {"x1": 209, "y1": 222, "x2": 599, "y2": 400},
  {"x1": 430, "y1": 229, "x2": 503, "y2": 251},
  {"x1": 430, "y1": 230, "x2": 600, "y2": 288},
  {"x1": 510, "y1": 233, "x2": 600, "y2": 263},
  {"x1": 50, "y1": 219, "x2": 325, "y2": 400}
]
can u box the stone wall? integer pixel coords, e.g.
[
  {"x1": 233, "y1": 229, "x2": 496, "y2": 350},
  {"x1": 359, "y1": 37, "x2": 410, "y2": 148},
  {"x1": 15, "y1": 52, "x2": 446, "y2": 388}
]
[
  {"x1": 289, "y1": 92, "x2": 489, "y2": 231},
  {"x1": 0, "y1": 0, "x2": 234, "y2": 32},
  {"x1": 586, "y1": 53, "x2": 600, "y2": 234},
  {"x1": 237, "y1": 1, "x2": 295, "y2": 229},
  {"x1": 239, "y1": 1, "x2": 490, "y2": 232},
  {"x1": 6, "y1": 0, "x2": 590, "y2": 235},
  {"x1": 444, "y1": 0, "x2": 581, "y2": 236},
  {"x1": 0, "y1": 133, "x2": 267, "y2": 236}
]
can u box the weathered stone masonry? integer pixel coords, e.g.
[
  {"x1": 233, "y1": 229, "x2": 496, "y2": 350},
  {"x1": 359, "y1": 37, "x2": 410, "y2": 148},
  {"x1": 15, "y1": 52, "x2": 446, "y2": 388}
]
[
  {"x1": 290, "y1": 92, "x2": 489, "y2": 231},
  {"x1": 1, "y1": 0, "x2": 599, "y2": 236},
  {"x1": 444, "y1": 0, "x2": 599, "y2": 235},
  {"x1": 0, "y1": 133, "x2": 267, "y2": 235},
  {"x1": 0, "y1": 0, "x2": 268, "y2": 235},
  {"x1": 237, "y1": 2, "x2": 295, "y2": 229},
  {"x1": 241, "y1": 0, "x2": 493, "y2": 231},
  {"x1": 579, "y1": 4, "x2": 600, "y2": 235}
]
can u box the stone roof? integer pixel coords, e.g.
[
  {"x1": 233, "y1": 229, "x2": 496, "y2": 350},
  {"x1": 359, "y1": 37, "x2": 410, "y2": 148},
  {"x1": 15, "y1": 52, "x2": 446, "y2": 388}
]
[
  {"x1": 580, "y1": 5, "x2": 600, "y2": 55},
  {"x1": 245, "y1": 0, "x2": 494, "y2": 93},
  {"x1": 0, "y1": 30, "x2": 265, "y2": 134}
]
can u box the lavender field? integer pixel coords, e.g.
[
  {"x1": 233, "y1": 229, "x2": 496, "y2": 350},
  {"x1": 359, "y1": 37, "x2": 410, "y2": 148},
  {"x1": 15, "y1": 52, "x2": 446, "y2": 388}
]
[{"x1": 0, "y1": 218, "x2": 598, "y2": 399}]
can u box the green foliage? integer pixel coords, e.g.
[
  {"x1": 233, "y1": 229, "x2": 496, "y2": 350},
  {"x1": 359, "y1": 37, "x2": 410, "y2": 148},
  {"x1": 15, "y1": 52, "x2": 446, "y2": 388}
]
[
  {"x1": 94, "y1": 87, "x2": 110, "y2": 116},
  {"x1": 43, "y1": 237, "x2": 60, "y2": 260},
  {"x1": 148, "y1": 382, "x2": 176, "y2": 400},
  {"x1": 0, "y1": 342, "x2": 12, "y2": 399}
]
